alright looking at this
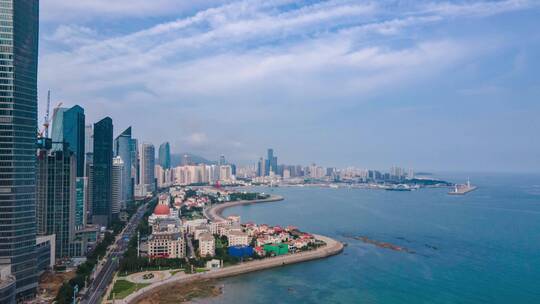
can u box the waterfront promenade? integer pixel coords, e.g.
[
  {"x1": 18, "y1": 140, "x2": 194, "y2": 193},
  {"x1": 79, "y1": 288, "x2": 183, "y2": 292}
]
[
  {"x1": 204, "y1": 194, "x2": 284, "y2": 221},
  {"x1": 124, "y1": 234, "x2": 343, "y2": 303},
  {"x1": 123, "y1": 194, "x2": 344, "y2": 304}
]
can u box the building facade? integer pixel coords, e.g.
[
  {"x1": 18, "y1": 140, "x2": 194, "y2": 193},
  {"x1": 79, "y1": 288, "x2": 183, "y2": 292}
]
[
  {"x1": 198, "y1": 233, "x2": 215, "y2": 257},
  {"x1": 36, "y1": 144, "x2": 76, "y2": 259},
  {"x1": 0, "y1": 0, "x2": 39, "y2": 298},
  {"x1": 147, "y1": 233, "x2": 185, "y2": 259},
  {"x1": 51, "y1": 105, "x2": 85, "y2": 177},
  {"x1": 112, "y1": 156, "x2": 124, "y2": 218},
  {"x1": 140, "y1": 143, "x2": 155, "y2": 195},
  {"x1": 75, "y1": 177, "x2": 87, "y2": 230},
  {"x1": 114, "y1": 127, "x2": 133, "y2": 203},
  {"x1": 91, "y1": 117, "x2": 113, "y2": 227},
  {"x1": 158, "y1": 142, "x2": 171, "y2": 169}
]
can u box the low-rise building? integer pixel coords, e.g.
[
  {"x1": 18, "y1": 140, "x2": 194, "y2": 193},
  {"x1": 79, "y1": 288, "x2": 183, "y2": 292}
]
[
  {"x1": 206, "y1": 259, "x2": 222, "y2": 270},
  {"x1": 36, "y1": 235, "x2": 55, "y2": 274},
  {"x1": 227, "y1": 230, "x2": 250, "y2": 247},
  {"x1": 0, "y1": 265, "x2": 15, "y2": 304},
  {"x1": 194, "y1": 225, "x2": 210, "y2": 240},
  {"x1": 209, "y1": 220, "x2": 230, "y2": 235},
  {"x1": 227, "y1": 215, "x2": 241, "y2": 223},
  {"x1": 183, "y1": 219, "x2": 208, "y2": 234},
  {"x1": 148, "y1": 232, "x2": 185, "y2": 259},
  {"x1": 199, "y1": 233, "x2": 215, "y2": 257},
  {"x1": 147, "y1": 217, "x2": 185, "y2": 259}
]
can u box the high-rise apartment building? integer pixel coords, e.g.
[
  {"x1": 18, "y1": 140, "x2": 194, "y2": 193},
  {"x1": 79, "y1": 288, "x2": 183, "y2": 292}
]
[
  {"x1": 112, "y1": 156, "x2": 124, "y2": 218},
  {"x1": 75, "y1": 177, "x2": 87, "y2": 230},
  {"x1": 257, "y1": 157, "x2": 264, "y2": 177},
  {"x1": 0, "y1": 0, "x2": 39, "y2": 298},
  {"x1": 92, "y1": 117, "x2": 113, "y2": 227},
  {"x1": 140, "y1": 143, "x2": 155, "y2": 195},
  {"x1": 51, "y1": 105, "x2": 85, "y2": 177},
  {"x1": 114, "y1": 127, "x2": 133, "y2": 203},
  {"x1": 84, "y1": 124, "x2": 93, "y2": 177},
  {"x1": 130, "y1": 138, "x2": 139, "y2": 185},
  {"x1": 36, "y1": 143, "x2": 76, "y2": 259},
  {"x1": 158, "y1": 142, "x2": 171, "y2": 169}
]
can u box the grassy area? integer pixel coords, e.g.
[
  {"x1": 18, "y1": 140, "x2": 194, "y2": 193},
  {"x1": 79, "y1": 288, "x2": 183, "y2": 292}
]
[
  {"x1": 108, "y1": 279, "x2": 150, "y2": 300},
  {"x1": 195, "y1": 268, "x2": 207, "y2": 273},
  {"x1": 137, "y1": 280, "x2": 221, "y2": 304},
  {"x1": 170, "y1": 269, "x2": 183, "y2": 276}
]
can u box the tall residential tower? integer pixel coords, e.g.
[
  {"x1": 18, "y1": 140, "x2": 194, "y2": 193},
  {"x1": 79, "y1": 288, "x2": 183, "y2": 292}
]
[{"x1": 140, "y1": 143, "x2": 155, "y2": 195}]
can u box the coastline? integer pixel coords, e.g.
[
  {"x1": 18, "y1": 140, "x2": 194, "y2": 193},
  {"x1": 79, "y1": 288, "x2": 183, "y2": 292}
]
[
  {"x1": 123, "y1": 194, "x2": 344, "y2": 304},
  {"x1": 204, "y1": 194, "x2": 284, "y2": 221}
]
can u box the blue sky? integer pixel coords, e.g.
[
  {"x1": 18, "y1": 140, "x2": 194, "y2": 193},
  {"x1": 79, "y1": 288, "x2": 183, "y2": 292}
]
[{"x1": 38, "y1": 0, "x2": 540, "y2": 172}]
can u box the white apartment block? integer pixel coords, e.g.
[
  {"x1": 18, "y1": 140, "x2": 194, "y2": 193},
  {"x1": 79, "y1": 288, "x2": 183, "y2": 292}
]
[
  {"x1": 227, "y1": 230, "x2": 250, "y2": 247},
  {"x1": 199, "y1": 233, "x2": 215, "y2": 257}
]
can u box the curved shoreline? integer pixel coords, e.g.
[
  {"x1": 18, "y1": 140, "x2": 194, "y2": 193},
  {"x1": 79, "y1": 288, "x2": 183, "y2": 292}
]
[
  {"x1": 124, "y1": 195, "x2": 344, "y2": 304},
  {"x1": 204, "y1": 194, "x2": 285, "y2": 221}
]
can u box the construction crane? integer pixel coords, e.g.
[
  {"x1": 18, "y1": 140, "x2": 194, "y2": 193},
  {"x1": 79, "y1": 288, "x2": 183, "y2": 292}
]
[
  {"x1": 42, "y1": 90, "x2": 51, "y2": 138},
  {"x1": 39, "y1": 90, "x2": 63, "y2": 138}
]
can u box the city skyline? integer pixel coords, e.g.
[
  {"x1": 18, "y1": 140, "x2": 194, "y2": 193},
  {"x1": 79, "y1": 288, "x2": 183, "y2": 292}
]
[{"x1": 36, "y1": 1, "x2": 540, "y2": 172}]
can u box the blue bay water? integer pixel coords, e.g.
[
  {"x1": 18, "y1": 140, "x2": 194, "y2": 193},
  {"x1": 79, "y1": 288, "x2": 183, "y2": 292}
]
[{"x1": 202, "y1": 173, "x2": 540, "y2": 304}]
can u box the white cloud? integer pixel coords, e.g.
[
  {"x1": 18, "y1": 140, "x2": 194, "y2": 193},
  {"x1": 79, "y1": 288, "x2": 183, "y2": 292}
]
[
  {"x1": 37, "y1": 0, "x2": 540, "y2": 161},
  {"x1": 41, "y1": 0, "x2": 229, "y2": 21}
]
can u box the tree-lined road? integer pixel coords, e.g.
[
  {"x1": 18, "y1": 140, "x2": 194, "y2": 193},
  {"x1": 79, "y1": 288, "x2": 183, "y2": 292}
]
[{"x1": 81, "y1": 197, "x2": 154, "y2": 304}]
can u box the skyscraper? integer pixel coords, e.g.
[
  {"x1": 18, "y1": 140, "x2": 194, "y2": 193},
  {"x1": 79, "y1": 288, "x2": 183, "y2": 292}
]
[
  {"x1": 130, "y1": 138, "x2": 139, "y2": 185},
  {"x1": 0, "y1": 0, "x2": 39, "y2": 298},
  {"x1": 84, "y1": 124, "x2": 93, "y2": 177},
  {"x1": 112, "y1": 156, "x2": 124, "y2": 218},
  {"x1": 219, "y1": 154, "x2": 226, "y2": 166},
  {"x1": 75, "y1": 177, "x2": 87, "y2": 230},
  {"x1": 158, "y1": 142, "x2": 171, "y2": 169},
  {"x1": 114, "y1": 127, "x2": 133, "y2": 203},
  {"x1": 140, "y1": 143, "x2": 155, "y2": 195},
  {"x1": 92, "y1": 117, "x2": 113, "y2": 227},
  {"x1": 36, "y1": 143, "x2": 76, "y2": 259},
  {"x1": 257, "y1": 157, "x2": 264, "y2": 177},
  {"x1": 51, "y1": 105, "x2": 85, "y2": 177},
  {"x1": 265, "y1": 149, "x2": 278, "y2": 175}
]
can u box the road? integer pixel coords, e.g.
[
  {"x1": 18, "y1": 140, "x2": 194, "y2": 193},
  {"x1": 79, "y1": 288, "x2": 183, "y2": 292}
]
[{"x1": 80, "y1": 197, "x2": 155, "y2": 304}]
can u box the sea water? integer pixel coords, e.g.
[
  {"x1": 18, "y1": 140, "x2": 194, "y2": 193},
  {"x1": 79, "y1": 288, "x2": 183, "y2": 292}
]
[{"x1": 202, "y1": 173, "x2": 540, "y2": 304}]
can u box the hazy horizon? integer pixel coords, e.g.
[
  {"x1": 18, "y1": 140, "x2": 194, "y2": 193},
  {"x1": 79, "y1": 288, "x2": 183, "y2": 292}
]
[{"x1": 38, "y1": 0, "x2": 540, "y2": 172}]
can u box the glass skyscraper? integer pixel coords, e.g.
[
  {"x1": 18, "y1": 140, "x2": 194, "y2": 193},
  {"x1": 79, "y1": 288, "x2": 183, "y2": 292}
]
[
  {"x1": 51, "y1": 105, "x2": 85, "y2": 177},
  {"x1": 158, "y1": 141, "x2": 171, "y2": 169},
  {"x1": 0, "y1": 0, "x2": 39, "y2": 299},
  {"x1": 91, "y1": 117, "x2": 113, "y2": 227},
  {"x1": 114, "y1": 127, "x2": 133, "y2": 203}
]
